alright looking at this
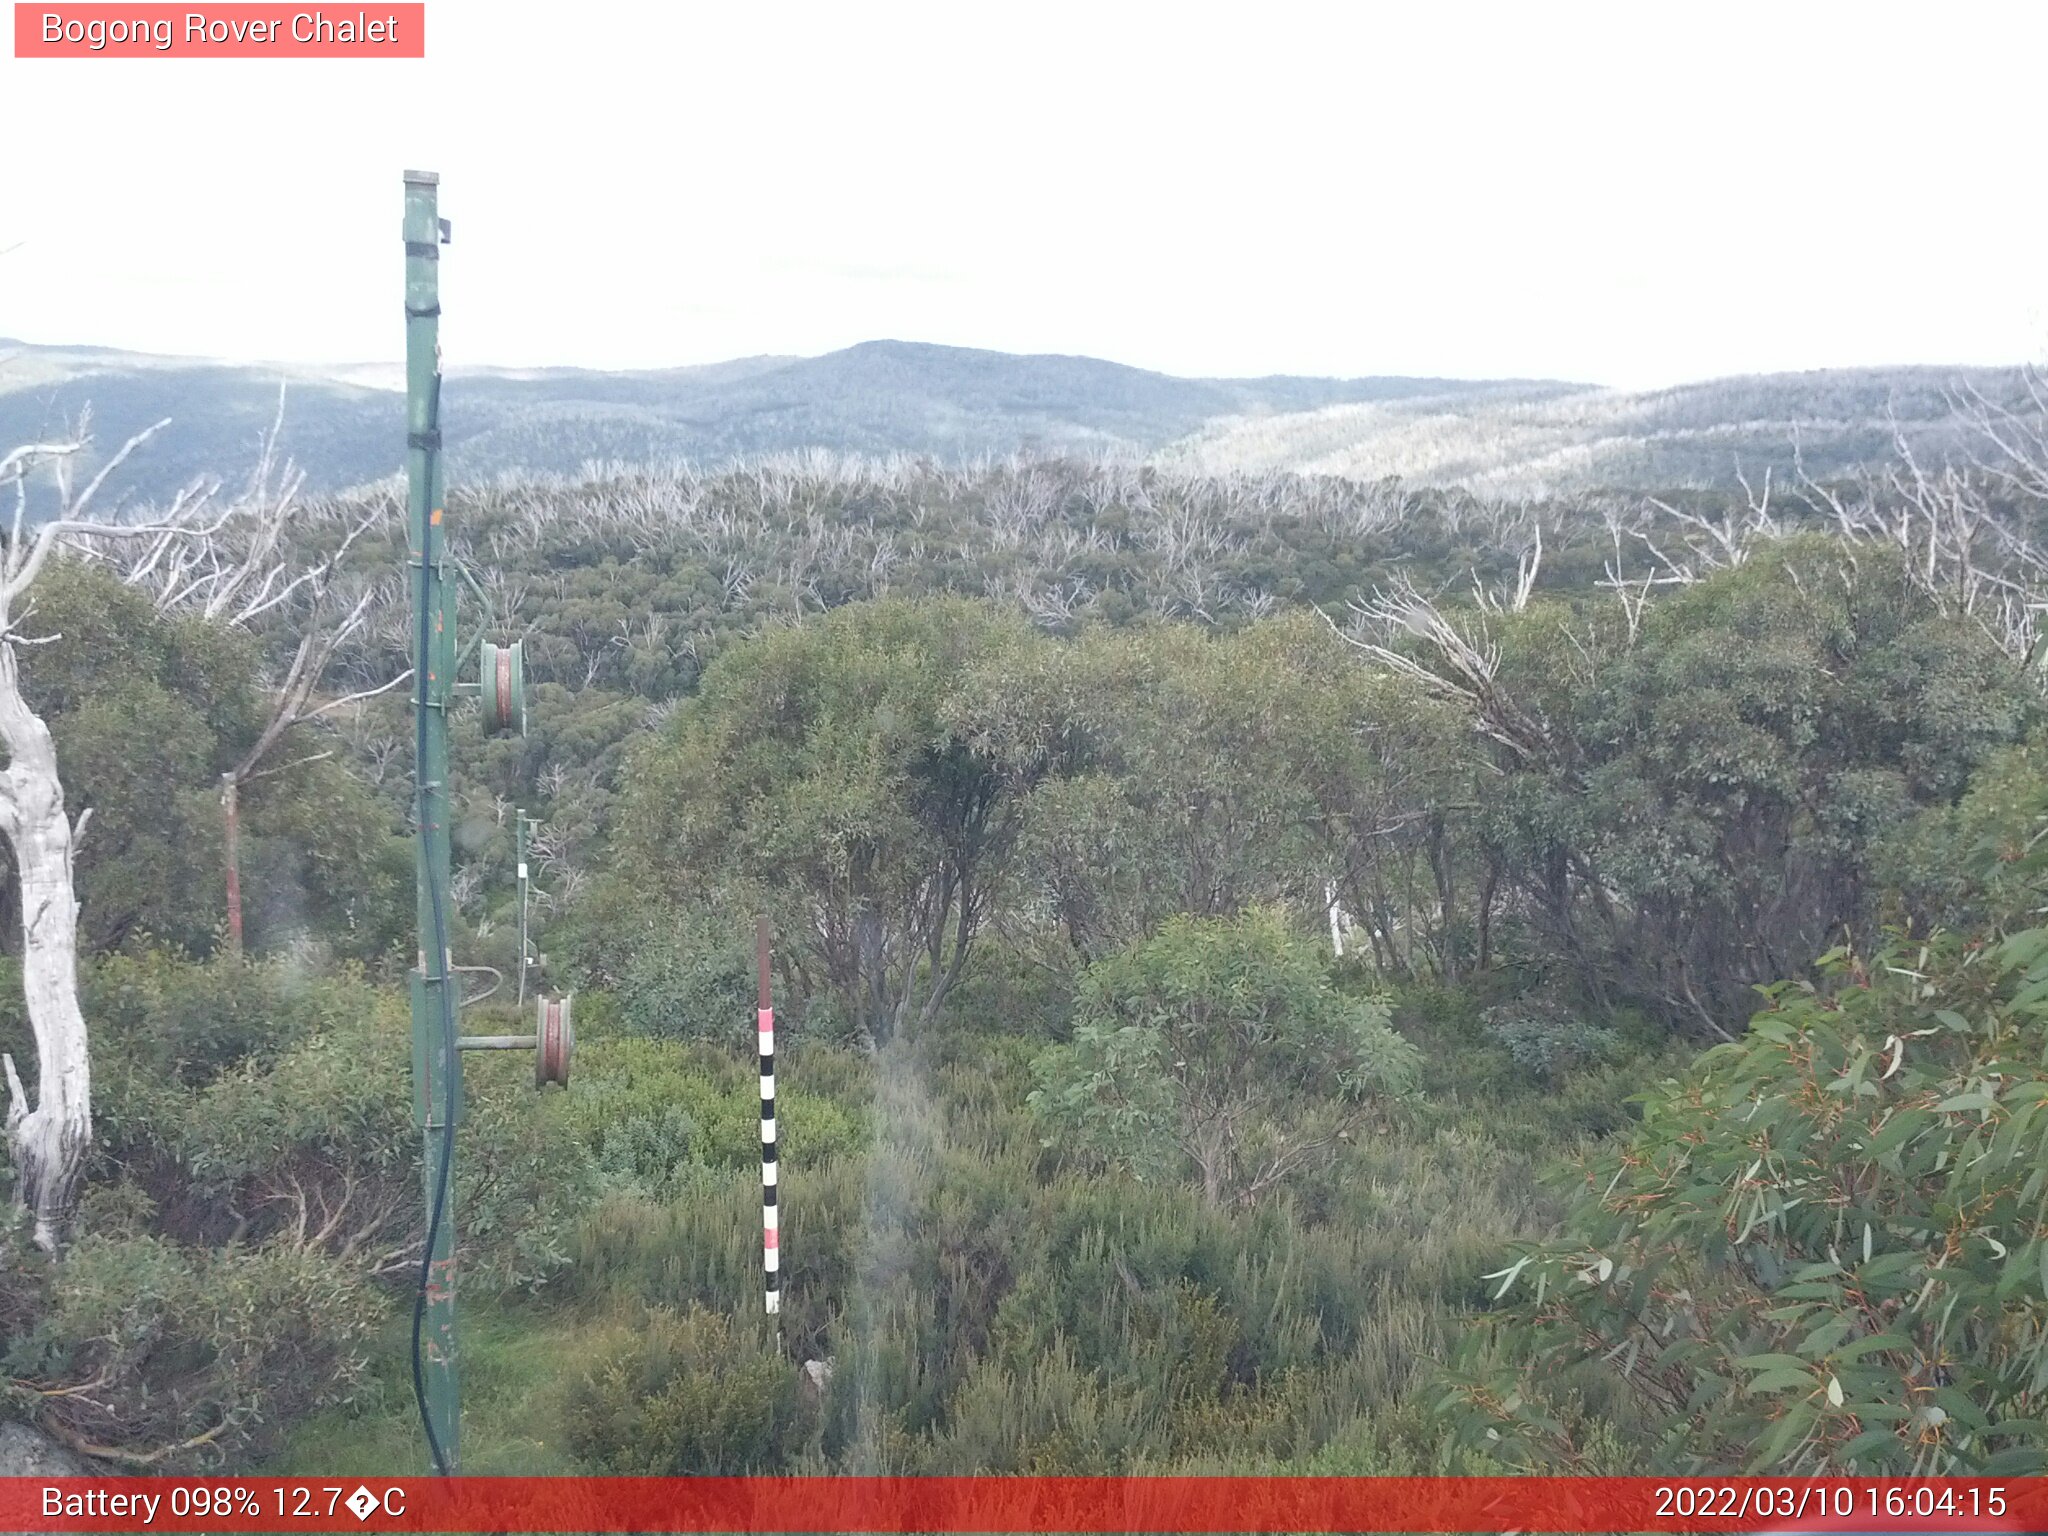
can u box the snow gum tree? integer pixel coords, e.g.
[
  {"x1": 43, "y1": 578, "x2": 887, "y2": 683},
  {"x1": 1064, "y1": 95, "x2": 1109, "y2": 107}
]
[{"x1": 0, "y1": 425, "x2": 177, "y2": 1247}]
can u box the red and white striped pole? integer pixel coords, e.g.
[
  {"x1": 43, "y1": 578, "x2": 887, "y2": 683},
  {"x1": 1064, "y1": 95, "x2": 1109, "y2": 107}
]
[{"x1": 757, "y1": 915, "x2": 780, "y2": 1316}]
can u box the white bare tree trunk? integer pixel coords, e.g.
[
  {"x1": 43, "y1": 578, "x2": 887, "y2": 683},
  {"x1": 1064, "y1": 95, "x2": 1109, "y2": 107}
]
[
  {"x1": 0, "y1": 407, "x2": 384, "y2": 1253},
  {"x1": 0, "y1": 415, "x2": 226, "y2": 1255},
  {"x1": 0, "y1": 642, "x2": 90, "y2": 1252}
]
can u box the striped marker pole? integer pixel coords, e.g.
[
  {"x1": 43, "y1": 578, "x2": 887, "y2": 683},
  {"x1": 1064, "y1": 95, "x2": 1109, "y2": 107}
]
[{"x1": 757, "y1": 916, "x2": 780, "y2": 1316}]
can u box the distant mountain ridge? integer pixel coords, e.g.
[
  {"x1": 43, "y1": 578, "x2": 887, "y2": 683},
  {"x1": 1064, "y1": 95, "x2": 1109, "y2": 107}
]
[
  {"x1": 0, "y1": 335, "x2": 2027, "y2": 502},
  {"x1": 1158, "y1": 364, "x2": 2042, "y2": 499}
]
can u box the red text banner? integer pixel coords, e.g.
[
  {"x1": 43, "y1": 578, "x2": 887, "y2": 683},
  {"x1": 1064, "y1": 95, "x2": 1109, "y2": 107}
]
[
  {"x1": 14, "y1": 4, "x2": 424, "y2": 57},
  {"x1": 2, "y1": 1476, "x2": 2045, "y2": 1533}
]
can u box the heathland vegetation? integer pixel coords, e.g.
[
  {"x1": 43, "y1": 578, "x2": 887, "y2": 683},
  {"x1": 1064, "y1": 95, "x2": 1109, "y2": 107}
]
[{"x1": 5, "y1": 381, "x2": 2048, "y2": 1475}]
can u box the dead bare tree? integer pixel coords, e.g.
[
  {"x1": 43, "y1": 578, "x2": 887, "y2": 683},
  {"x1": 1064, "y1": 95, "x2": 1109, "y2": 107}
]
[
  {"x1": 1328, "y1": 576, "x2": 1553, "y2": 764},
  {"x1": 0, "y1": 418, "x2": 224, "y2": 1251},
  {"x1": 207, "y1": 581, "x2": 408, "y2": 952},
  {"x1": 103, "y1": 399, "x2": 409, "y2": 953},
  {"x1": 1473, "y1": 524, "x2": 1543, "y2": 615}
]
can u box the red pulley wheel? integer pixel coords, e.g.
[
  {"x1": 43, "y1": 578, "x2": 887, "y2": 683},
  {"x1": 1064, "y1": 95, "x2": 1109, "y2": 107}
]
[
  {"x1": 480, "y1": 639, "x2": 525, "y2": 736},
  {"x1": 536, "y1": 994, "x2": 573, "y2": 1088}
]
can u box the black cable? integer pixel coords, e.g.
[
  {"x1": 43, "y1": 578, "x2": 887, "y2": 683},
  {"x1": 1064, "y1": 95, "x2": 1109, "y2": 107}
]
[{"x1": 409, "y1": 369, "x2": 458, "y2": 1479}]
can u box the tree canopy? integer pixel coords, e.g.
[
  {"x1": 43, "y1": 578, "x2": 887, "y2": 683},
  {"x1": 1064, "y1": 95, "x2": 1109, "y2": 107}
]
[{"x1": 1031, "y1": 910, "x2": 1419, "y2": 1207}]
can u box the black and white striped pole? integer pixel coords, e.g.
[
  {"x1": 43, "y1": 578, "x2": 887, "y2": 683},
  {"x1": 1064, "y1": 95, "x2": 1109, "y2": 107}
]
[{"x1": 757, "y1": 915, "x2": 780, "y2": 1317}]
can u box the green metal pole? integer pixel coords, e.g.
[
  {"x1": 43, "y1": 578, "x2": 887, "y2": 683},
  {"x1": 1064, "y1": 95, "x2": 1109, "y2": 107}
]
[{"x1": 403, "y1": 168, "x2": 460, "y2": 1475}]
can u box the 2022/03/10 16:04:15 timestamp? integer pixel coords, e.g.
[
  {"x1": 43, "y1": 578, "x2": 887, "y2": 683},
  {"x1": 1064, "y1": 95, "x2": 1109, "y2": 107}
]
[{"x1": 1654, "y1": 1484, "x2": 2011, "y2": 1522}]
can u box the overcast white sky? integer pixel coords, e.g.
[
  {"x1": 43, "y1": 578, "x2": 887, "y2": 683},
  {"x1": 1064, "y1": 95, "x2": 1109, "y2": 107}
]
[{"x1": 2, "y1": 0, "x2": 2042, "y2": 389}]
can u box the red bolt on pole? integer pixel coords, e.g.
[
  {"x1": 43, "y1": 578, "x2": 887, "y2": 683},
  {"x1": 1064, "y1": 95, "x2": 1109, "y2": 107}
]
[{"x1": 757, "y1": 916, "x2": 780, "y2": 1316}]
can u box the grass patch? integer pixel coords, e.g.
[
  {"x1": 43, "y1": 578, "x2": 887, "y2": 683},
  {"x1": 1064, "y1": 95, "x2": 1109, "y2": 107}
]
[{"x1": 263, "y1": 1297, "x2": 600, "y2": 1476}]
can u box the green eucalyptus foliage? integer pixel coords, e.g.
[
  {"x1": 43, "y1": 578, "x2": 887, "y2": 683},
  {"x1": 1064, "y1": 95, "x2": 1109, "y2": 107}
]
[
  {"x1": 1873, "y1": 729, "x2": 2048, "y2": 933},
  {"x1": 6, "y1": 562, "x2": 255, "y2": 952},
  {"x1": 1480, "y1": 997, "x2": 1622, "y2": 1083},
  {"x1": 556, "y1": 892, "x2": 758, "y2": 1046},
  {"x1": 1030, "y1": 911, "x2": 1420, "y2": 1206},
  {"x1": 1465, "y1": 543, "x2": 2037, "y2": 1028},
  {"x1": 619, "y1": 598, "x2": 1052, "y2": 1045},
  {"x1": 234, "y1": 752, "x2": 412, "y2": 961},
  {"x1": 1442, "y1": 805, "x2": 2048, "y2": 1473},
  {"x1": 1006, "y1": 614, "x2": 1479, "y2": 969},
  {"x1": 0, "y1": 560, "x2": 408, "y2": 960}
]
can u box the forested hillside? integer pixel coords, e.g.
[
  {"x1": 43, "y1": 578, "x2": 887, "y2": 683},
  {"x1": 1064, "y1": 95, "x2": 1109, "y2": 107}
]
[
  {"x1": 0, "y1": 338, "x2": 1550, "y2": 501},
  {"x1": 5, "y1": 388, "x2": 2048, "y2": 1477},
  {"x1": 6, "y1": 334, "x2": 2030, "y2": 503},
  {"x1": 1160, "y1": 366, "x2": 2040, "y2": 497}
]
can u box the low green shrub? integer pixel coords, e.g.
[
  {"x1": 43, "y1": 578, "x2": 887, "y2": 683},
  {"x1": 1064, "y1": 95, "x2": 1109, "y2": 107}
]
[
  {"x1": 614, "y1": 917, "x2": 753, "y2": 1045},
  {"x1": 559, "y1": 1305, "x2": 812, "y2": 1473},
  {"x1": 1480, "y1": 996, "x2": 1622, "y2": 1081},
  {"x1": 82, "y1": 958, "x2": 592, "y2": 1294},
  {"x1": 2, "y1": 1232, "x2": 381, "y2": 1470},
  {"x1": 554, "y1": 1037, "x2": 867, "y2": 1195},
  {"x1": 83, "y1": 949, "x2": 371, "y2": 1087}
]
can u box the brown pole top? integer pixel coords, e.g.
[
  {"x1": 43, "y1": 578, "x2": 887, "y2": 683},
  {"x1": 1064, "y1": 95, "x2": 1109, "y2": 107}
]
[{"x1": 756, "y1": 915, "x2": 772, "y2": 1011}]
